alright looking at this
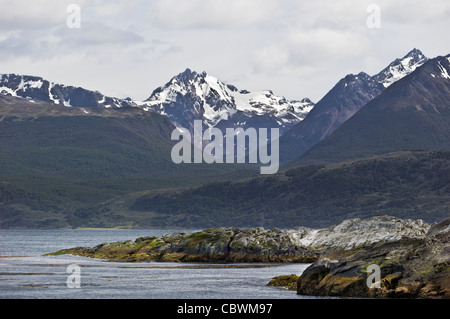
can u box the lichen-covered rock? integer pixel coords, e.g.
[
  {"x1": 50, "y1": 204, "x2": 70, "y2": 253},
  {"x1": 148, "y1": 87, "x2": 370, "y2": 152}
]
[
  {"x1": 267, "y1": 275, "x2": 299, "y2": 291},
  {"x1": 49, "y1": 227, "x2": 319, "y2": 263},
  {"x1": 296, "y1": 217, "x2": 450, "y2": 299}
]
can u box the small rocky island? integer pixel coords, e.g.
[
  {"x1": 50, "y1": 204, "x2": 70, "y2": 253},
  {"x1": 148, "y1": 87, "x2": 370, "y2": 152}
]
[{"x1": 49, "y1": 216, "x2": 449, "y2": 298}]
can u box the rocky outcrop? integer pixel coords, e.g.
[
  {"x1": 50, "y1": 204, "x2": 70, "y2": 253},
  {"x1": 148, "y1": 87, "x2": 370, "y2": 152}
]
[
  {"x1": 290, "y1": 215, "x2": 429, "y2": 251},
  {"x1": 296, "y1": 217, "x2": 450, "y2": 298},
  {"x1": 48, "y1": 216, "x2": 449, "y2": 298},
  {"x1": 49, "y1": 227, "x2": 319, "y2": 263},
  {"x1": 50, "y1": 216, "x2": 431, "y2": 262}
]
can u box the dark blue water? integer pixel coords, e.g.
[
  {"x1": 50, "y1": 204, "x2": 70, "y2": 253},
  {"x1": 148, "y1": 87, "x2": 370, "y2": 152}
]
[{"x1": 0, "y1": 229, "x2": 314, "y2": 299}]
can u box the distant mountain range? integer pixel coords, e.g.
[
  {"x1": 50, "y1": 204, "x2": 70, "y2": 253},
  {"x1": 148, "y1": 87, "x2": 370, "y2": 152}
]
[
  {"x1": 1, "y1": 48, "x2": 449, "y2": 229},
  {"x1": 0, "y1": 69, "x2": 314, "y2": 135},
  {"x1": 0, "y1": 49, "x2": 430, "y2": 162}
]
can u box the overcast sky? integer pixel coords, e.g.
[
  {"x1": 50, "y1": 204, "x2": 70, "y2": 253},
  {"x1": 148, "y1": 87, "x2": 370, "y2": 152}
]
[{"x1": 0, "y1": 0, "x2": 449, "y2": 102}]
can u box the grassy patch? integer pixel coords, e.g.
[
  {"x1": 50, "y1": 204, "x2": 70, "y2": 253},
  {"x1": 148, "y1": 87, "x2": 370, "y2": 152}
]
[{"x1": 267, "y1": 275, "x2": 299, "y2": 291}]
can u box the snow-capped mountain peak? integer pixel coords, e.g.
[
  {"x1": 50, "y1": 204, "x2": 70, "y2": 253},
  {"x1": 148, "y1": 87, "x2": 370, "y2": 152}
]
[
  {"x1": 374, "y1": 48, "x2": 428, "y2": 87},
  {"x1": 141, "y1": 68, "x2": 314, "y2": 133}
]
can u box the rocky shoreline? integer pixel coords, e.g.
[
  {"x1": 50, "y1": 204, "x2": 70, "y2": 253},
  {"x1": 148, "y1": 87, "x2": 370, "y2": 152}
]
[
  {"x1": 48, "y1": 215, "x2": 449, "y2": 298},
  {"x1": 296, "y1": 217, "x2": 449, "y2": 298}
]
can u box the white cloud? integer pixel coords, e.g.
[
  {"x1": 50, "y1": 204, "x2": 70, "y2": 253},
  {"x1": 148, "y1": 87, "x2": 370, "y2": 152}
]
[
  {"x1": 253, "y1": 44, "x2": 290, "y2": 73},
  {"x1": 149, "y1": 0, "x2": 279, "y2": 29},
  {"x1": 250, "y1": 1, "x2": 371, "y2": 81},
  {"x1": 0, "y1": 0, "x2": 89, "y2": 31},
  {"x1": 379, "y1": 0, "x2": 450, "y2": 25},
  {"x1": 286, "y1": 28, "x2": 369, "y2": 65},
  {"x1": 54, "y1": 22, "x2": 144, "y2": 47}
]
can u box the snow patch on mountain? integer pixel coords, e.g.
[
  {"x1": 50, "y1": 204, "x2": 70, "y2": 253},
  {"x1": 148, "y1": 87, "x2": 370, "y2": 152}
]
[
  {"x1": 374, "y1": 48, "x2": 428, "y2": 87},
  {"x1": 438, "y1": 61, "x2": 450, "y2": 79},
  {"x1": 0, "y1": 74, "x2": 134, "y2": 109}
]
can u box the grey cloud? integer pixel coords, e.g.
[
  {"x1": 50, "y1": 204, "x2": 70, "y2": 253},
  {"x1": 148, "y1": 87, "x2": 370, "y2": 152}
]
[
  {"x1": 0, "y1": 21, "x2": 145, "y2": 61},
  {"x1": 0, "y1": 0, "x2": 82, "y2": 31},
  {"x1": 54, "y1": 22, "x2": 144, "y2": 47}
]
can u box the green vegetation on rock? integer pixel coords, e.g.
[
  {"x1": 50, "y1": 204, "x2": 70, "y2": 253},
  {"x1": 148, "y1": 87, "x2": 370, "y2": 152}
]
[{"x1": 267, "y1": 275, "x2": 299, "y2": 291}]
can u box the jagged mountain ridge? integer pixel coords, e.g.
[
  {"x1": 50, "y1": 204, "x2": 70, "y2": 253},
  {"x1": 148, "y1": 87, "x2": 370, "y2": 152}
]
[
  {"x1": 0, "y1": 74, "x2": 135, "y2": 109},
  {"x1": 373, "y1": 48, "x2": 428, "y2": 87},
  {"x1": 138, "y1": 68, "x2": 314, "y2": 134},
  {"x1": 280, "y1": 49, "x2": 429, "y2": 163},
  {"x1": 0, "y1": 49, "x2": 428, "y2": 144},
  {"x1": 0, "y1": 70, "x2": 315, "y2": 136}
]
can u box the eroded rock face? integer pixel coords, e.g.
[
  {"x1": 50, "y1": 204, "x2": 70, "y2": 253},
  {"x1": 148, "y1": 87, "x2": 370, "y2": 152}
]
[
  {"x1": 296, "y1": 217, "x2": 450, "y2": 298},
  {"x1": 291, "y1": 216, "x2": 430, "y2": 251}
]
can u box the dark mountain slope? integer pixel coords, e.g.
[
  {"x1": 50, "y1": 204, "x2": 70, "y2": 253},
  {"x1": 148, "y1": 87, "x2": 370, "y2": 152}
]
[
  {"x1": 122, "y1": 150, "x2": 450, "y2": 229},
  {"x1": 0, "y1": 96, "x2": 257, "y2": 228},
  {"x1": 295, "y1": 54, "x2": 450, "y2": 166},
  {"x1": 279, "y1": 49, "x2": 428, "y2": 163}
]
